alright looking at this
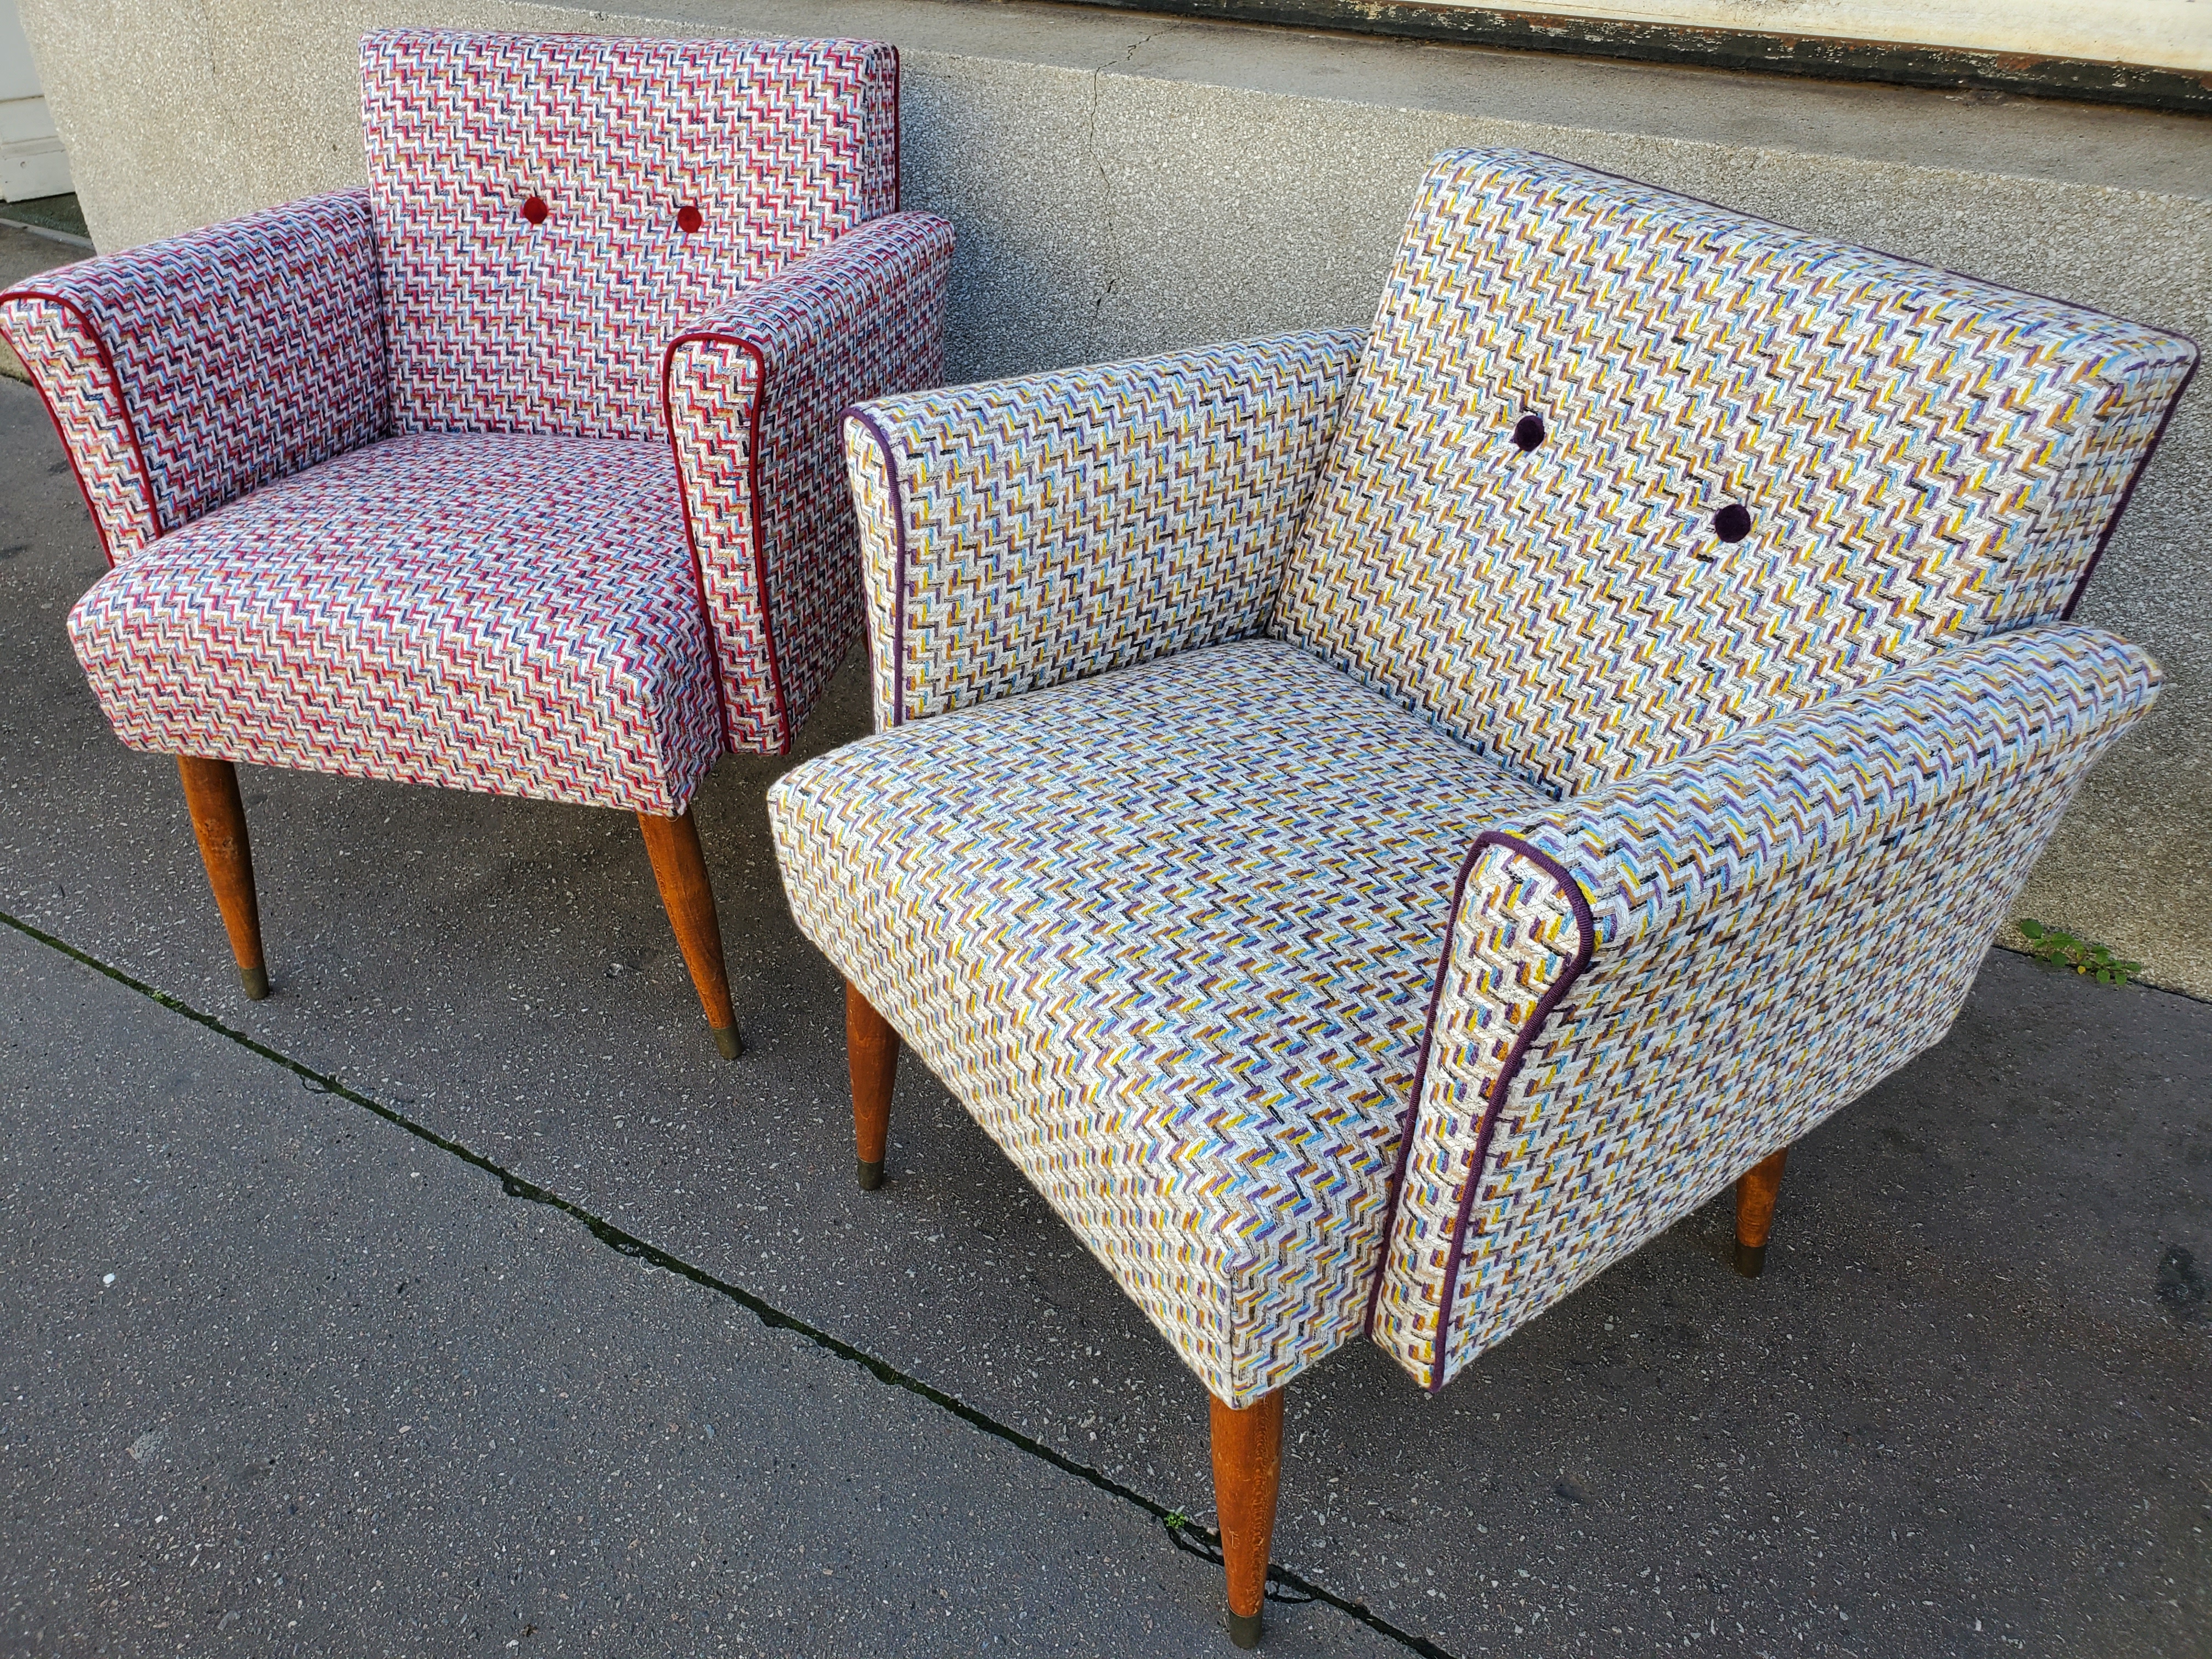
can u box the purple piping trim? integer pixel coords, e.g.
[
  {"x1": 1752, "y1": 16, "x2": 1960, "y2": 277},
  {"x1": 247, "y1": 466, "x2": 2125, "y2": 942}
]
[
  {"x1": 1357, "y1": 829, "x2": 1595, "y2": 1391},
  {"x1": 2061, "y1": 347, "x2": 2198, "y2": 620},
  {"x1": 1508, "y1": 148, "x2": 2169, "y2": 331},
  {"x1": 842, "y1": 404, "x2": 911, "y2": 726}
]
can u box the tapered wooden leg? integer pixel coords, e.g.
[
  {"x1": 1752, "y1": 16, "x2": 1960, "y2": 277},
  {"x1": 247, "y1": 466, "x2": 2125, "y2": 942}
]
[
  {"x1": 176, "y1": 757, "x2": 269, "y2": 1001},
  {"x1": 636, "y1": 809, "x2": 740, "y2": 1059},
  {"x1": 1210, "y1": 1389, "x2": 1285, "y2": 1650},
  {"x1": 1735, "y1": 1148, "x2": 1789, "y2": 1278},
  {"x1": 847, "y1": 981, "x2": 898, "y2": 1190}
]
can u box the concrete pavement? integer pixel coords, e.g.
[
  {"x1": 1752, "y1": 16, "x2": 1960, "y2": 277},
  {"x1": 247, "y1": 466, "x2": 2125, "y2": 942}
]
[{"x1": 0, "y1": 922, "x2": 1403, "y2": 1655}]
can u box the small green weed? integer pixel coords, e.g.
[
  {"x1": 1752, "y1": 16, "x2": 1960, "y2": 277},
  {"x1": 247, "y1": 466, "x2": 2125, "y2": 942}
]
[
  {"x1": 1164, "y1": 1509, "x2": 1188, "y2": 1533},
  {"x1": 2017, "y1": 919, "x2": 2143, "y2": 986}
]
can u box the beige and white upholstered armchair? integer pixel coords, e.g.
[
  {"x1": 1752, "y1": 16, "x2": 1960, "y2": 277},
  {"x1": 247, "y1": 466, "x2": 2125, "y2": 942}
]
[{"x1": 771, "y1": 149, "x2": 2190, "y2": 1643}]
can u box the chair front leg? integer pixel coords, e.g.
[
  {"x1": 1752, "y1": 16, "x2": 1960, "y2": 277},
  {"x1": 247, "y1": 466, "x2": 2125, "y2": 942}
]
[
  {"x1": 176, "y1": 756, "x2": 269, "y2": 1001},
  {"x1": 1734, "y1": 1148, "x2": 1789, "y2": 1278},
  {"x1": 846, "y1": 981, "x2": 899, "y2": 1190},
  {"x1": 635, "y1": 809, "x2": 741, "y2": 1058},
  {"x1": 1210, "y1": 1387, "x2": 1285, "y2": 1649}
]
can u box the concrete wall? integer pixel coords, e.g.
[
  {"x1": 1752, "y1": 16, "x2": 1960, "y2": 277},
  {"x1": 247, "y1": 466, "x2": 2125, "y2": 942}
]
[
  {"x1": 20, "y1": 0, "x2": 2212, "y2": 996},
  {"x1": 0, "y1": 0, "x2": 71, "y2": 200}
]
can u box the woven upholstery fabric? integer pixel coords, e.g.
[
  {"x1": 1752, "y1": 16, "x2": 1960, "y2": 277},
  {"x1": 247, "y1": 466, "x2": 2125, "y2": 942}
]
[
  {"x1": 790, "y1": 148, "x2": 2171, "y2": 1407},
  {"x1": 363, "y1": 29, "x2": 899, "y2": 442},
  {"x1": 1370, "y1": 624, "x2": 2159, "y2": 1387},
  {"x1": 6, "y1": 31, "x2": 938, "y2": 802},
  {"x1": 666, "y1": 211, "x2": 954, "y2": 752},
  {"x1": 0, "y1": 190, "x2": 389, "y2": 562},
  {"x1": 844, "y1": 332, "x2": 1363, "y2": 727},
  {"x1": 771, "y1": 639, "x2": 1543, "y2": 1406},
  {"x1": 1276, "y1": 149, "x2": 2196, "y2": 800},
  {"x1": 67, "y1": 433, "x2": 722, "y2": 815}
]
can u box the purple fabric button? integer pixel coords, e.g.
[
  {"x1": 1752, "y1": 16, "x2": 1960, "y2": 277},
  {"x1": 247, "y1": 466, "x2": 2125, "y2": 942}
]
[
  {"x1": 1511, "y1": 413, "x2": 1545, "y2": 452},
  {"x1": 1713, "y1": 503, "x2": 1752, "y2": 543}
]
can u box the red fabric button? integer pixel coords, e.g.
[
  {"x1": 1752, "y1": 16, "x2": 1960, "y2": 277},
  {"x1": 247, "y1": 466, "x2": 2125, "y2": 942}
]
[
  {"x1": 676, "y1": 204, "x2": 704, "y2": 234},
  {"x1": 521, "y1": 194, "x2": 550, "y2": 225}
]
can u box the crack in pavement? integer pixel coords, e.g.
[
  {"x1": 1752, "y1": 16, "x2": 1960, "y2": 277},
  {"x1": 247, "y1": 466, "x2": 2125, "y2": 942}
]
[{"x1": 1, "y1": 904, "x2": 1458, "y2": 1659}]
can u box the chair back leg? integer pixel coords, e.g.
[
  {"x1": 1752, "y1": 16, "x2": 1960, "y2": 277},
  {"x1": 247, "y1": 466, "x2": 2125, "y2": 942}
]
[
  {"x1": 636, "y1": 809, "x2": 741, "y2": 1058},
  {"x1": 1210, "y1": 1387, "x2": 1284, "y2": 1649},
  {"x1": 1734, "y1": 1148, "x2": 1790, "y2": 1277},
  {"x1": 846, "y1": 982, "x2": 899, "y2": 1189},
  {"x1": 176, "y1": 757, "x2": 269, "y2": 1000}
]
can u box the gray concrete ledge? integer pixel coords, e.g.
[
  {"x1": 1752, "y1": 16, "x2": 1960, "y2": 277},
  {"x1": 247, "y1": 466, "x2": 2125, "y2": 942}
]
[
  {"x1": 18, "y1": 0, "x2": 2212, "y2": 992},
  {"x1": 1046, "y1": 0, "x2": 2212, "y2": 115}
]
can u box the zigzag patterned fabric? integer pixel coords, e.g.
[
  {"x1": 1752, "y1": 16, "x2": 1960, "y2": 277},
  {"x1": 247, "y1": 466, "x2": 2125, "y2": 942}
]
[
  {"x1": 67, "y1": 435, "x2": 723, "y2": 814},
  {"x1": 1, "y1": 30, "x2": 940, "y2": 807},
  {"x1": 0, "y1": 190, "x2": 389, "y2": 562},
  {"x1": 773, "y1": 639, "x2": 1545, "y2": 1404},
  {"x1": 667, "y1": 211, "x2": 953, "y2": 752},
  {"x1": 842, "y1": 332, "x2": 1363, "y2": 728},
  {"x1": 363, "y1": 30, "x2": 899, "y2": 442},
  {"x1": 780, "y1": 148, "x2": 2184, "y2": 1407},
  {"x1": 1276, "y1": 149, "x2": 2194, "y2": 800},
  {"x1": 1369, "y1": 624, "x2": 2159, "y2": 1387}
]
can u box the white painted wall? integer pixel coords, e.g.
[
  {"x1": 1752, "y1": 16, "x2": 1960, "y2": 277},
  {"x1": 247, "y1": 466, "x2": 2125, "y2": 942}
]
[
  {"x1": 0, "y1": 0, "x2": 70, "y2": 201},
  {"x1": 1443, "y1": 1, "x2": 2211, "y2": 70}
]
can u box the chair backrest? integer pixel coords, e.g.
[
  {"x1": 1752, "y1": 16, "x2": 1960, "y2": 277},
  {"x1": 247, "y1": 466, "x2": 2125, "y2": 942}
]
[
  {"x1": 360, "y1": 29, "x2": 899, "y2": 442},
  {"x1": 1273, "y1": 149, "x2": 2194, "y2": 799}
]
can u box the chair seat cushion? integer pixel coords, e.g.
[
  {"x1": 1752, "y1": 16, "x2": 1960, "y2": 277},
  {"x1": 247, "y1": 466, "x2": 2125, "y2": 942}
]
[
  {"x1": 769, "y1": 638, "x2": 1543, "y2": 1404},
  {"x1": 68, "y1": 432, "x2": 725, "y2": 814}
]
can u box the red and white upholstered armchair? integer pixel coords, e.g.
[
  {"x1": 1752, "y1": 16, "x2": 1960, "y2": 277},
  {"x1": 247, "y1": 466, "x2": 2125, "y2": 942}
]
[
  {"x1": 772, "y1": 151, "x2": 2192, "y2": 1643},
  {"x1": 0, "y1": 30, "x2": 952, "y2": 1054}
]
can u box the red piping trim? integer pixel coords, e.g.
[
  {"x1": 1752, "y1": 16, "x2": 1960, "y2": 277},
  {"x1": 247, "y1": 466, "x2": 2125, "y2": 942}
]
[
  {"x1": 0, "y1": 306, "x2": 117, "y2": 568},
  {"x1": 659, "y1": 330, "x2": 790, "y2": 755},
  {"x1": 1358, "y1": 830, "x2": 1595, "y2": 1391},
  {"x1": 842, "y1": 405, "x2": 910, "y2": 726},
  {"x1": 2, "y1": 288, "x2": 163, "y2": 563}
]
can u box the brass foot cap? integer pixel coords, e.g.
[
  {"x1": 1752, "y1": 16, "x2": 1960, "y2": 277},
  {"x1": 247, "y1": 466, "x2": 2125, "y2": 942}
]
[
  {"x1": 712, "y1": 1025, "x2": 742, "y2": 1060},
  {"x1": 1227, "y1": 1610, "x2": 1263, "y2": 1650},
  {"x1": 239, "y1": 965, "x2": 270, "y2": 1002},
  {"x1": 856, "y1": 1158, "x2": 885, "y2": 1192},
  {"x1": 1734, "y1": 1242, "x2": 1767, "y2": 1279}
]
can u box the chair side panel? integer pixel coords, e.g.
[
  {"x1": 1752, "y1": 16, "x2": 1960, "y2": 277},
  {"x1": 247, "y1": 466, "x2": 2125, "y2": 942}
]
[
  {"x1": 1990, "y1": 347, "x2": 2195, "y2": 628},
  {"x1": 362, "y1": 30, "x2": 897, "y2": 441},
  {"x1": 0, "y1": 190, "x2": 388, "y2": 552},
  {"x1": 849, "y1": 332, "x2": 1362, "y2": 729},
  {"x1": 1370, "y1": 625, "x2": 2160, "y2": 1388},
  {"x1": 1276, "y1": 148, "x2": 2194, "y2": 799}
]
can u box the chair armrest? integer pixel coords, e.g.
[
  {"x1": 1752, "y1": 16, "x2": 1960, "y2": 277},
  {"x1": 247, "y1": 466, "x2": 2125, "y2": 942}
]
[
  {"x1": 1369, "y1": 624, "x2": 2160, "y2": 1390},
  {"x1": 841, "y1": 330, "x2": 1364, "y2": 728},
  {"x1": 662, "y1": 211, "x2": 955, "y2": 754},
  {"x1": 0, "y1": 190, "x2": 387, "y2": 563}
]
